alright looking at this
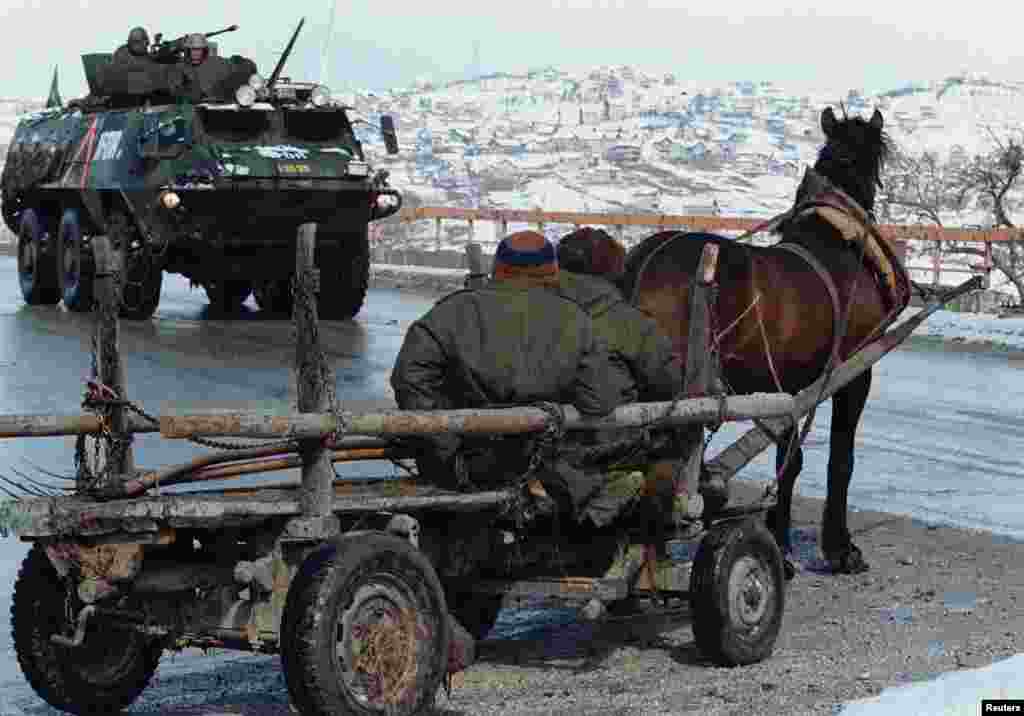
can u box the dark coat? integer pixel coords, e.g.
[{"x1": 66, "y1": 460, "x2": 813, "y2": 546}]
[
  {"x1": 555, "y1": 271, "x2": 681, "y2": 402},
  {"x1": 391, "y1": 278, "x2": 625, "y2": 489}
]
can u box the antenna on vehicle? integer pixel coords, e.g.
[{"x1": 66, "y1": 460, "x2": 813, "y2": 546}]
[
  {"x1": 267, "y1": 17, "x2": 305, "y2": 89},
  {"x1": 320, "y1": 0, "x2": 337, "y2": 86}
]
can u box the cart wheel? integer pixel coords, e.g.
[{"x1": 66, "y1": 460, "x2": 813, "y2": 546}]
[
  {"x1": 11, "y1": 545, "x2": 162, "y2": 713},
  {"x1": 689, "y1": 518, "x2": 785, "y2": 666},
  {"x1": 280, "y1": 532, "x2": 451, "y2": 716}
]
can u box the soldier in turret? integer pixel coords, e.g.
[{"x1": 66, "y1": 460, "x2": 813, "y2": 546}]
[
  {"x1": 178, "y1": 33, "x2": 235, "y2": 101},
  {"x1": 113, "y1": 27, "x2": 155, "y2": 67}
]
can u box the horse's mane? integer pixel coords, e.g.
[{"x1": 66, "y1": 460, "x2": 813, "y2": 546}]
[{"x1": 808, "y1": 106, "x2": 894, "y2": 218}]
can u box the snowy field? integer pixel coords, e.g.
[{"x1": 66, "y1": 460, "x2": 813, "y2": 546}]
[{"x1": 839, "y1": 654, "x2": 1024, "y2": 715}]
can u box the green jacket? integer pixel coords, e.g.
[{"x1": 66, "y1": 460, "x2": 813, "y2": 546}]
[
  {"x1": 391, "y1": 279, "x2": 626, "y2": 484},
  {"x1": 555, "y1": 271, "x2": 681, "y2": 403}
]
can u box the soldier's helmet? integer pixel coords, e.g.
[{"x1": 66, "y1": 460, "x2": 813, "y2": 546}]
[
  {"x1": 183, "y1": 33, "x2": 209, "y2": 50},
  {"x1": 127, "y1": 26, "x2": 149, "y2": 56},
  {"x1": 183, "y1": 33, "x2": 209, "y2": 64}
]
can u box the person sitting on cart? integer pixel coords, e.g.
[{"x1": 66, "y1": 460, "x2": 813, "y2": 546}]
[
  {"x1": 390, "y1": 230, "x2": 630, "y2": 520},
  {"x1": 554, "y1": 228, "x2": 704, "y2": 538},
  {"x1": 555, "y1": 228, "x2": 680, "y2": 404}
]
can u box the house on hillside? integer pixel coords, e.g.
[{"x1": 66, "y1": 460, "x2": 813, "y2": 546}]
[
  {"x1": 652, "y1": 136, "x2": 676, "y2": 157},
  {"x1": 686, "y1": 141, "x2": 709, "y2": 161},
  {"x1": 606, "y1": 144, "x2": 642, "y2": 163},
  {"x1": 949, "y1": 144, "x2": 968, "y2": 166},
  {"x1": 766, "y1": 118, "x2": 786, "y2": 135},
  {"x1": 780, "y1": 143, "x2": 800, "y2": 161},
  {"x1": 580, "y1": 103, "x2": 603, "y2": 124},
  {"x1": 607, "y1": 101, "x2": 628, "y2": 121}
]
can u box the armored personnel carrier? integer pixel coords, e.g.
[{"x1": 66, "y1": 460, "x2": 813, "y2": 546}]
[{"x1": 0, "y1": 18, "x2": 400, "y2": 320}]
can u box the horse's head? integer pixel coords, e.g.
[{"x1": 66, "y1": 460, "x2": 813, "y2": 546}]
[
  {"x1": 557, "y1": 227, "x2": 626, "y2": 279},
  {"x1": 812, "y1": 106, "x2": 892, "y2": 216}
]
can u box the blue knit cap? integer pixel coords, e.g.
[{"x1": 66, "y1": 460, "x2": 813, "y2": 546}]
[{"x1": 493, "y1": 231, "x2": 558, "y2": 281}]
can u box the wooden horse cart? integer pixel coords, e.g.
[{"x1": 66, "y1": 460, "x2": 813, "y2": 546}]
[{"x1": 1, "y1": 226, "x2": 980, "y2": 715}]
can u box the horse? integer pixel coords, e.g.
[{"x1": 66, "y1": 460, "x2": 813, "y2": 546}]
[{"x1": 612, "y1": 106, "x2": 902, "y2": 576}]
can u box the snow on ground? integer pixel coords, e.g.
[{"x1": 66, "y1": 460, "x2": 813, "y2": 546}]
[
  {"x1": 902, "y1": 306, "x2": 1024, "y2": 348},
  {"x1": 838, "y1": 654, "x2": 1024, "y2": 715}
]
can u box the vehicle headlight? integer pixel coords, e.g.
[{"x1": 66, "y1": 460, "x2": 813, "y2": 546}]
[
  {"x1": 311, "y1": 85, "x2": 331, "y2": 107},
  {"x1": 248, "y1": 73, "x2": 266, "y2": 91},
  {"x1": 159, "y1": 190, "x2": 181, "y2": 210},
  {"x1": 235, "y1": 85, "x2": 256, "y2": 107}
]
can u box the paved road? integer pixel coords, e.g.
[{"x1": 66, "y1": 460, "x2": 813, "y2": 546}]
[{"x1": 0, "y1": 255, "x2": 1022, "y2": 714}]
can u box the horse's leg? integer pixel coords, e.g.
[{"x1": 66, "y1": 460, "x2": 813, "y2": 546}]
[
  {"x1": 767, "y1": 425, "x2": 803, "y2": 581},
  {"x1": 821, "y1": 367, "x2": 873, "y2": 574}
]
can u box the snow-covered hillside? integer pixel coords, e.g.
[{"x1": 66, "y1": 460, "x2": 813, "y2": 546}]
[{"x1": 2, "y1": 69, "x2": 1023, "y2": 295}]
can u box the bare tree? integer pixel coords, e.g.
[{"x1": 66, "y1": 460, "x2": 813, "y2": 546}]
[
  {"x1": 879, "y1": 134, "x2": 1024, "y2": 301},
  {"x1": 878, "y1": 149, "x2": 970, "y2": 227},
  {"x1": 878, "y1": 148, "x2": 972, "y2": 280},
  {"x1": 956, "y1": 133, "x2": 1024, "y2": 299}
]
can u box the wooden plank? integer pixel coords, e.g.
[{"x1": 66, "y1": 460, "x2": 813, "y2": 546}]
[
  {"x1": 91, "y1": 235, "x2": 133, "y2": 489},
  {"x1": 13, "y1": 483, "x2": 517, "y2": 538},
  {"x1": 159, "y1": 393, "x2": 798, "y2": 440},
  {"x1": 0, "y1": 413, "x2": 155, "y2": 438},
  {"x1": 463, "y1": 576, "x2": 628, "y2": 604},
  {"x1": 678, "y1": 243, "x2": 721, "y2": 509},
  {"x1": 464, "y1": 242, "x2": 487, "y2": 288},
  {"x1": 291, "y1": 223, "x2": 337, "y2": 538}
]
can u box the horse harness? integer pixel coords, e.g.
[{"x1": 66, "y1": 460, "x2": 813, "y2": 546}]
[
  {"x1": 770, "y1": 242, "x2": 844, "y2": 374},
  {"x1": 628, "y1": 170, "x2": 911, "y2": 483}
]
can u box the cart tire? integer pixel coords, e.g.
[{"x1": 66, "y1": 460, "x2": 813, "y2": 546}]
[
  {"x1": 10, "y1": 544, "x2": 162, "y2": 713},
  {"x1": 280, "y1": 532, "x2": 451, "y2": 716},
  {"x1": 690, "y1": 518, "x2": 785, "y2": 666},
  {"x1": 446, "y1": 589, "x2": 504, "y2": 641}
]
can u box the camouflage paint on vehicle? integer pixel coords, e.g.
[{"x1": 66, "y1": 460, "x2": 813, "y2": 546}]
[{"x1": 0, "y1": 18, "x2": 401, "y2": 320}]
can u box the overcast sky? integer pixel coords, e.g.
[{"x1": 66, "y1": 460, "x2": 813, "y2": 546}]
[{"x1": 0, "y1": 0, "x2": 1018, "y2": 101}]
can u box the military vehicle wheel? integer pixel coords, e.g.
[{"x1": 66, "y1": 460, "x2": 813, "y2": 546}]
[
  {"x1": 58, "y1": 208, "x2": 95, "y2": 312},
  {"x1": 280, "y1": 532, "x2": 450, "y2": 716},
  {"x1": 108, "y1": 213, "x2": 162, "y2": 320},
  {"x1": 17, "y1": 208, "x2": 60, "y2": 305},
  {"x1": 12, "y1": 544, "x2": 163, "y2": 713},
  {"x1": 254, "y1": 278, "x2": 294, "y2": 316},
  {"x1": 204, "y1": 280, "x2": 253, "y2": 313},
  {"x1": 690, "y1": 517, "x2": 785, "y2": 666},
  {"x1": 317, "y1": 226, "x2": 370, "y2": 321},
  {"x1": 120, "y1": 255, "x2": 162, "y2": 320}
]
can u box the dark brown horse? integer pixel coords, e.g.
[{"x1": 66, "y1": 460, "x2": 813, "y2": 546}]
[{"x1": 616, "y1": 106, "x2": 900, "y2": 576}]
